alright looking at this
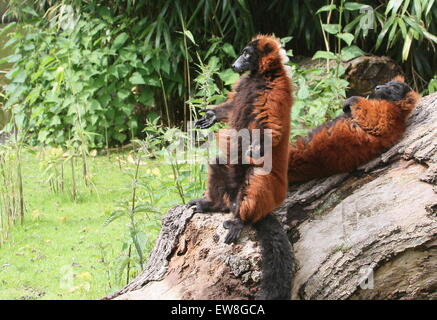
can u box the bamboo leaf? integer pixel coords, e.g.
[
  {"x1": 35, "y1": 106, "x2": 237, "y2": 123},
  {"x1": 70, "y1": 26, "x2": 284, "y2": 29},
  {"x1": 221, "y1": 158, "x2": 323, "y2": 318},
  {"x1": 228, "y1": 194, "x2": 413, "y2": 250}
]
[
  {"x1": 344, "y1": 2, "x2": 365, "y2": 11},
  {"x1": 183, "y1": 29, "x2": 196, "y2": 45},
  {"x1": 375, "y1": 16, "x2": 395, "y2": 49},
  {"x1": 402, "y1": 30, "x2": 413, "y2": 61}
]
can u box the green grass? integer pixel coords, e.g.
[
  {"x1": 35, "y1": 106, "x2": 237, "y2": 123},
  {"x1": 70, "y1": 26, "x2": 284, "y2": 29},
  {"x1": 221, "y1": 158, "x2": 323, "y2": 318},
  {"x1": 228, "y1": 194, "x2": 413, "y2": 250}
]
[{"x1": 0, "y1": 151, "x2": 153, "y2": 300}]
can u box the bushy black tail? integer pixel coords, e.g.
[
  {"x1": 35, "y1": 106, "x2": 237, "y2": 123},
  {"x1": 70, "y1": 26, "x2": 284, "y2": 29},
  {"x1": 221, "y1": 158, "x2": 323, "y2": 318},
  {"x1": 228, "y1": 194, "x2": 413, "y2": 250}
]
[{"x1": 254, "y1": 214, "x2": 293, "y2": 300}]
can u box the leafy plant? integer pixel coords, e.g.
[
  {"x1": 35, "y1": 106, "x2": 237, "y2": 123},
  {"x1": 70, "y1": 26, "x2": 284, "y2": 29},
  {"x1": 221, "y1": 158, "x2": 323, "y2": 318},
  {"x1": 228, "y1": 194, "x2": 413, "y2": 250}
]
[
  {"x1": 314, "y1": 0, "x2": 366, "y2": 76},
  {"x1": 290, "y1": 64, "x2": 349, "y2": 139},
  {"x1": 104, "y1": 146, "x2": 162, "y2": 285}
]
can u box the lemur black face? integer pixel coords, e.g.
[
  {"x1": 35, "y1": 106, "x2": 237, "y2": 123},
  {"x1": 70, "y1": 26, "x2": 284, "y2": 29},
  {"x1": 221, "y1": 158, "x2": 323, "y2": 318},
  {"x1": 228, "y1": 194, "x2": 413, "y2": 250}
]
[
  {"x1": 232, "y1": 40, "x2": 260, "y2": 74},
  {"x1": 371, "y1": 81, "x2": 411, "y2": 101}
]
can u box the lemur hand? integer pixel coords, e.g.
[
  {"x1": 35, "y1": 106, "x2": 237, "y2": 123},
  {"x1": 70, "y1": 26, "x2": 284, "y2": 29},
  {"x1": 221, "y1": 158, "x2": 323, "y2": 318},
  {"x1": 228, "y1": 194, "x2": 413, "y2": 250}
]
[
  {"x1": 195, "y1": 109, "x2": 217, "y2": 129},
  {"x1": 342, "y1": 96, "x2": 360, "y2": 114}
]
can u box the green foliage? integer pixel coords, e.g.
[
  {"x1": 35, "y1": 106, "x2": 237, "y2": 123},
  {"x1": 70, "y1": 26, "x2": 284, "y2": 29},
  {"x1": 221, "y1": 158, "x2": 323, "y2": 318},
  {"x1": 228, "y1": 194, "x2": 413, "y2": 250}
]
[
  {"x1": 104, "y1": 149, "x2": 161, "y2": 284},
  {"x1": 1, "y1": 3, "x2": 248, "y2": 148},
  {"x1": 428, "y1": 74, "x2": 437, "y2": 94},
  {"x1": 290, "y1": 65, "x2": 349, "y2": 139},
  {"x1": 1, "y1": 0, "x2": 435, "y2": 150},
  {"x1": 1, "y1": 11, "x2": 163, "y2": 148},
  {"x1": 316, "y1": 0, "x2": 437, "y2": 88}
]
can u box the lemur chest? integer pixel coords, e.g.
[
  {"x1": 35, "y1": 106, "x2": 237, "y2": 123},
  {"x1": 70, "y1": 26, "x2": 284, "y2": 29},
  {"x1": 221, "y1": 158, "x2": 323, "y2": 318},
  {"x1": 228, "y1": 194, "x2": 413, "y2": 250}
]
[{"x1": 231, "y1": 75, "x2": 268, "y2": 130}]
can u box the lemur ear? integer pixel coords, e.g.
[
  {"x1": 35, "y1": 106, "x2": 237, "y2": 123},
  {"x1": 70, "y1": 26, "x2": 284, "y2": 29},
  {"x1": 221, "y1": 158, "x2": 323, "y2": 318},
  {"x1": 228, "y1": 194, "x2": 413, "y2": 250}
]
[{"x1": 391, "y1": 75, "x2": 405, "y2": 82}]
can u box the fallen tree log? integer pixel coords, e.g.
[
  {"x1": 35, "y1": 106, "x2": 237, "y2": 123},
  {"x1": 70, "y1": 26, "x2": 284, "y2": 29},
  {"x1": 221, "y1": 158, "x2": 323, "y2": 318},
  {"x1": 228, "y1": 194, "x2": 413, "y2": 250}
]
[
  {"x1": 295, "y1": 55, "x2": 404, "y2": 96},
  {"x1": 104, "y1": 93, "x2": 437, "y2": 300}
]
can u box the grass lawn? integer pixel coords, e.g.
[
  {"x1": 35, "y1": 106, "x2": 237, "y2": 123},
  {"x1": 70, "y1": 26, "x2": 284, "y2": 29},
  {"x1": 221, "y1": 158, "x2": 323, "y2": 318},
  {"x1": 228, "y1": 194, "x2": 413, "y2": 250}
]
[{"x1": 0, "y1": 151, "x2": 159, "y2": 300}]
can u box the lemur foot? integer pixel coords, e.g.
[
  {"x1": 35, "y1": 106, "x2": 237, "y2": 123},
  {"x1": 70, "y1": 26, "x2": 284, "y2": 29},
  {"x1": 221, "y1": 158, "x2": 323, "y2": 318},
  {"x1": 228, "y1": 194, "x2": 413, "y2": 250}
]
[
  {"x1": 223, "y1": 218, "x2": 244, "y2": 244},
  {"x1": 188, "y1": 198, "x2": 221, "y2": 214}
]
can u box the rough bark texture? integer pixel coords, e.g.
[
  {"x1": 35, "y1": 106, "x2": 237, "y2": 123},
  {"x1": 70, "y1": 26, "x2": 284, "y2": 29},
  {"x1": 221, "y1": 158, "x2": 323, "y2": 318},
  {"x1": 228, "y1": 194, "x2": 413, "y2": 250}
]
[
  {"x1": 105, "y1": 93, "x2": 437, "y2": 300},
  {"x1": 344, "y1": 55, "x2": 404, "y2": 96}
]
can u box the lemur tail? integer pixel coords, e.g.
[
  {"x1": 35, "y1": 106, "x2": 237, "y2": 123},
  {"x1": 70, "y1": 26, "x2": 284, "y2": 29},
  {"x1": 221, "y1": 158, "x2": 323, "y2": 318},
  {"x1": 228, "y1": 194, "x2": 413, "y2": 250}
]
[{"x1": 254, "y1": 214, "x2": 293, "y2": 300}]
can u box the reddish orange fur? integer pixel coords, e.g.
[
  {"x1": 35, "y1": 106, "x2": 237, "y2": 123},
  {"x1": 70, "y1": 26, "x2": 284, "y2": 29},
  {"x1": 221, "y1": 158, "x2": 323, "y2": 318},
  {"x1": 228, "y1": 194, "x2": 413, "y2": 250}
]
[
  {"x1": 205, "y1": 35, "x2": 292, "y2": 223},
  {"x1": 238, "y1": 38, "x2": 291, "y2": 223},
  {"x1": 288, "y1": 86, "x2": 419, "y2": 183}
]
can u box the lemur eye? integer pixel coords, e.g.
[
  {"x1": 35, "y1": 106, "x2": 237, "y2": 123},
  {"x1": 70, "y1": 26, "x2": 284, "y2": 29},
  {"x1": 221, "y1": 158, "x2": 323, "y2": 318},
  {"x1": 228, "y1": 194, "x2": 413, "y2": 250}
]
[{"x1": 243, "y1": 52, "x2": 250, "y2": 59}]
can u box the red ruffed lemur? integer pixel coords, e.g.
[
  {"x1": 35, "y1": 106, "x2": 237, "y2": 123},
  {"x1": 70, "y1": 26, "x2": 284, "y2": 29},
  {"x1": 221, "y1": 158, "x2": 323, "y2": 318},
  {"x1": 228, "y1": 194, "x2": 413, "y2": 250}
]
[
  {"x1": 287, "y1": 77, "x2": 420, "y2": 183},
  {"x1": 189, "y1": 35, "x2": 293, "y2": 300}
]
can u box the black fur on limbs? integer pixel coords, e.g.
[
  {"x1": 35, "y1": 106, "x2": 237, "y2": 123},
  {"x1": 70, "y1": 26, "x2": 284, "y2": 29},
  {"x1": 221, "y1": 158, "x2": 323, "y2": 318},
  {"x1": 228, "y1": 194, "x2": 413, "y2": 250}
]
[{"x1": 254, "y1": 214, "x2": 293, "y2": 300}]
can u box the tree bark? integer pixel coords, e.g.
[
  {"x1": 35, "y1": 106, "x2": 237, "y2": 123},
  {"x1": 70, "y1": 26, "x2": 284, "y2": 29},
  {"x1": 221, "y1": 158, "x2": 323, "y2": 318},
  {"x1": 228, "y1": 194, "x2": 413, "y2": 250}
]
[
  {"x1": 104, "y1": 93, "x2": 437, "y2": 300},
  {"x1": 295, "y1": 55, "x2": 404, "y2": 96}
]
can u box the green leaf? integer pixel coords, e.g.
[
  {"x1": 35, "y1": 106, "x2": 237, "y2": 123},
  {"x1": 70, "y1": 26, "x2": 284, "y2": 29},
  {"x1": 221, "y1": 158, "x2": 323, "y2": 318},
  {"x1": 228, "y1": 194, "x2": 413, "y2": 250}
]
[
  {"x1": 385, "y1": 0, "x2": 403, "y2": 15},
  {"x1": 344, "y1": 2, "x2": 365, "y2": 11},
  {"x1": 280, "y1": 36, "x2": 293, "y2": 46},
  {"x1": 422, "y1": 29, "x2": 437, "y2": 44},
  {"x1": 386, "y1": 20, "x2": 398, "y2": 49},
  {"x1": 0, "y1": 22, "x2": 17, "y2": 37},
  {"x1": 12, "y1": 70, "x2": 27, "y2": 83},
  {"x1": 413, "y1": 0, "x2": 422, "y2": 17},
  {"x1": 375, "y1": 16, "x2": 395, "y2": 49},
  {"x1": 55, "y1": 67, "x2": 64, "y2": 84},
  {"x1": 222, "y1": 43, "x2": 237, "y2": 58},
  {"x1": 183, "y1": 30, "x2": 196, "y2": 45},
  {"x1": 113, "y1": 132, "x2": 127, "y2": 143},
  {"x1": 219, "y1": 68, "x2": 239, "y2": 86},
  {"x1": 312, "y1": 50, "x2": 337, "y2": 60},
  {"x1": 297, "y1": 83, "x2": 309, "y2": 100},
  {"x1": 322, "y1": 24, "x2": 341, "y2": 35},
  {"x1": 402, "y1": 31, "x2": 413, "y2": 61},
  {"x1": 117, "y1": 89, "x2": 131, "y2": 101},
  {"x1": 138, "y1": 89, "x2": 154, "y2": 106},
  {"x1": 117, "y1": 64, "x2": 131, "y2": 78},
  {"x1": 103, "y1": 210, "x2": 126, "y2": 226},
  {"x1": 340, "y1": 45, "x2": 365, "y2": 61},
  {"x1": 6, "y1": 54, "x2": 22, "y2": 63},
  {"x1": 398, "y1": 18, "x2": 407, "y2": 38},
  {"x1": 129, "y1": 72, "x2": 146, "y2": 85},
  {"x1": 3, "y1": 37, "x2": 18, "y2": 48},
  {"x1": 89, "y1": 99, "x2": 102, "y2": 111},
  {"x1": 336, "y1": 33, "x2": 354, "y2": 46},
  {"x1": 112, "y1": 32, "x2": 129, "y2": 50},
  {"x1": 316, "y1": 4, "x2": 337, "y2": 14},
  {"x1": 37, "y1": 130, "x2": 50, "y2": 143}
]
